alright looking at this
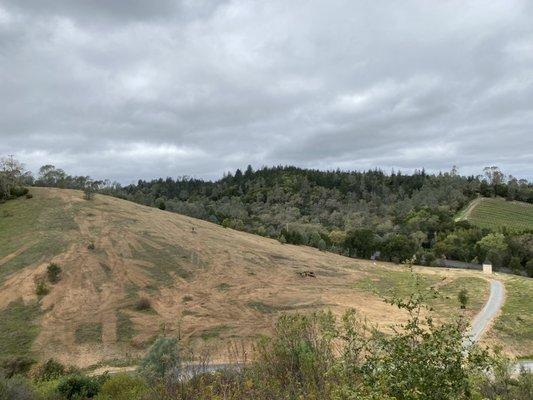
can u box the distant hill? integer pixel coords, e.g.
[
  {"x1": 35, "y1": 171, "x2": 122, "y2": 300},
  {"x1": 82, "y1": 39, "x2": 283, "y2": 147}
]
[
  {"x1": 27, "y1": 164, "x2": 533, "y2": 274},
  {"x1": 456, "y1": 197, "x2": 533, "y2": 232},
  {"x1": 0, "y1": 188, "x2": 531, "y2": 369}
]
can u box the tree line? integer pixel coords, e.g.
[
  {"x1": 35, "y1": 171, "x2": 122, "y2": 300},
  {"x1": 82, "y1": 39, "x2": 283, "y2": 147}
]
[
  {"x1": 2, "y1": 156, "x2": 532, "y2": 276},
  {"x1": 110, "y1": 165, "x2": 533, "y2": 276}
]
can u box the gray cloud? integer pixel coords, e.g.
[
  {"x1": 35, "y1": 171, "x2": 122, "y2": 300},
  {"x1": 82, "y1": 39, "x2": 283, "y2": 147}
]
[{"x1": 0, "y1": 0, "x2": 532, "y2": 182}]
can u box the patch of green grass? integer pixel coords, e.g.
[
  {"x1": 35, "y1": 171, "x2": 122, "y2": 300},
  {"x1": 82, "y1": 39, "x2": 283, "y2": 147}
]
[
  {"x1": 433, "y1": 276, "x2": 488, "y2": 316},
  {"x1": 0, "y1": 299, "x2": 41, "y2": 360},
  {"x1": 247, "y1": 301, "x2": 276, "y2": 314},
  {"x1": 459, "y1": 197, "x2": 533, "y2": 232},
  {"x1": 0, "y1": 192, "x2": 77, "y2": 284},
  {"x1": 493, "y1": 276, "x2": 533, "y2": 357},
  {"x1": 75, "y1": 323, "x2": 102, "y2": 344},
  {"x1": 246, "y1": 300, "x2": 324, "y2": 315},
  {"x1": 116, "y1": 311, "x2": 135, "y2": 343},
  {"x1": 353, "y1": 268, "x2": 489, "y2": 318},
  {"x1": 199, "y1": 325, "x2": 229, "y2": 341},
  {"x1": 353, "y1": 268, "x2": 441, "y2": 299},
  {"x1": 216, "y1": 283, "x2": 231, "y2": 292},
  {"x1": 132, "y1": 238, "x2": 193, "y2": 283}
]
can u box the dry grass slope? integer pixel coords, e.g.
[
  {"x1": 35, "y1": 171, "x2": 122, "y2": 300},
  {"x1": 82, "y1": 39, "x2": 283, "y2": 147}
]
[{"x1": 0, "y1": 188, "x2": 529, "y2": 368}]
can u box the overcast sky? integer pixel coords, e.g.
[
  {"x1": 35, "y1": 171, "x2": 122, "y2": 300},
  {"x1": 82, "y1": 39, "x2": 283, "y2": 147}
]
[{"x1": 1, "y1": 0, "x2": 532, "y2": 183}]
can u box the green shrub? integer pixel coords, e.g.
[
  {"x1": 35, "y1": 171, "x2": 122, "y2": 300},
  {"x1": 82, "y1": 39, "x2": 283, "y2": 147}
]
[
  {"x1": 30, "y1": 359, "x2": 66, "y2": 381},
  {"x1": 527, "y1": 259, "x2": 533, "y2": 278},
  {"x1": 10, "y1": 186, "x2": 29, "y2": 198},
  {"x1": 138, "y1": 337, "x2": 180, "y2": 381},
  {"x1": 56, "y1": 374, "x2": 101, "y2": 399},
  {"x1": 95, "y1": 374, "x2": 148, "y2": 400},
  {"x1": 35, "y1": 280, "x2": 50, "y2": 296},
  {"x1": 458, "y1": 288, "x2": 469, "y2": 309},
  {"x1": 508, "y1": 256, "x2": 522, "y2": 272},
  {"x1": 32, "y1": 379, "x2": 62, "y2": 400},
  {"x1": 46, "y1": 263, "x2": 61, "y2": 284}
]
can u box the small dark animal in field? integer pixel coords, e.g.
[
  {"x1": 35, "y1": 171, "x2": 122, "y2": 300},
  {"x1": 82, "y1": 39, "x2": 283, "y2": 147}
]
[
  {"x1": 298, "y1": 271, "x2": 316, "y2": 278},
  {"x1": 87, "y1": 242, "x2": 95, "y2": 250}
]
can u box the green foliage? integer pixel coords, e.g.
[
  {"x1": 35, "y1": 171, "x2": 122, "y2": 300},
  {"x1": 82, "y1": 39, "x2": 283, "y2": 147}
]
[
  {"x1": 474, "y1": 353, "x2": 533, "y2": 400},
  {"x1": 95, "y1": 374, "x2": 148, "y2": 400},
  {"x1": 527, "y1": 259, "x2": 533, "y2": 278},
  {"x1": 458, "y1": 288, "x2": 469, "y2": 309},
  {"x1": 56, "y1": 374, "x2": 101, "y2": 399},
  {"x1": 29, "y1": 359, "x2": 66, "y2": 382},
  {"x1": 35, "y1": 280, "x2": 49, "y2": 296},
  {"x1": 138, "y1": 337, "x2": 180, "y2": 381},
  {"x1": 147, "y1": 271, "x2": 498, "y2": 400},
  {"x1": 508, "y1": 256, "x2": 522, "y2": 272},
  {"x1": 477, "y1": 233, "x2": 508, "y2": 267},
  {"x1": 46, "y1": 263, "x2": 61, "y2": 284}
]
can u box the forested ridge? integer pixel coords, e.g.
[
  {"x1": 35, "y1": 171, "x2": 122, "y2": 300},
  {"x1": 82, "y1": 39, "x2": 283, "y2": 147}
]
[
  {"x1": 2, "y1": 156, "x2": 532, "y2": 276},
  {"x1": 109, "y1": 165, "x2": 533, "y2": 276}
]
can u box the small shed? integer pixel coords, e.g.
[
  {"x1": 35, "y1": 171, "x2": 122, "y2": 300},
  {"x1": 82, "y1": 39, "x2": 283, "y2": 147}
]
[{"x1": 482, "y1": 260, "x2": 493, "y2": 275}]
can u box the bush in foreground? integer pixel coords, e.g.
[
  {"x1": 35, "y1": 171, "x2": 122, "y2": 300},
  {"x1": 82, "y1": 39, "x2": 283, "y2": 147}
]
[
  {"x1": 138, "y1": 337, "x2": 180, "y2": 382},
  {"x1": 56, "y1": 374, "x2": 102, "y2": 400},
  {"x1": 95, "y1": 374, "x2": 148, "y2": 400}
]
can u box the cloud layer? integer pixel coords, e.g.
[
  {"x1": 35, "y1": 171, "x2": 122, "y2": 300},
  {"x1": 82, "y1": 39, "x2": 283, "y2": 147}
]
[{"x1": 1, "y1": 0, "x2": 532, "y2": 182}]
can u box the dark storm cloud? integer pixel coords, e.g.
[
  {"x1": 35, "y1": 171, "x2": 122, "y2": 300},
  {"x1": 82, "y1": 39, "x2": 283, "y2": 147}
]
[{"x1": 0, "y1": 0, "x2": 532, "y2": 182}]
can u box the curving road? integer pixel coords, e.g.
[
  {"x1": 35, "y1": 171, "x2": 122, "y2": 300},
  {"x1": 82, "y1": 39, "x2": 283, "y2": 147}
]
[
  {"x1": 464, "y1": 279, "x2": 532, "y2": 373},
  {"x1": 464, "y1": 279, "x2": 505, "y2": 346}
]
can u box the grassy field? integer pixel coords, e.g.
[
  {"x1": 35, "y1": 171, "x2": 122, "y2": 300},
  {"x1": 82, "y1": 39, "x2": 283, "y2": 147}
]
[
  {"x1": 353, "y1": 267, "x2": 489, "y2": 320},
  {"x1": 0, "y1": 188, "x2": 531, "y2": 368},
  {"x1": 0, "y1": 300, "x2": 41, "y2": 360},
  {"x1": 456, "y1": 197, "x2": 533, "y2": 232},
  {"x1": 490, "y1": 275, "x2": 533, "y2": 358}
]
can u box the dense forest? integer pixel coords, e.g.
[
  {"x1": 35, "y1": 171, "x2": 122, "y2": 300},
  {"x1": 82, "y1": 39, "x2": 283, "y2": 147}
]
[{"x1": 2, "y1": 156, "x2": 532, "y2": 276}]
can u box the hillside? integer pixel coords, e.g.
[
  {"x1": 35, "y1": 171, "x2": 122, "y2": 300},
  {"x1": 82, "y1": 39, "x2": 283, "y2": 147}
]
[
  {"x1": 0, "y1": 188, "x2": 529, "y2": 369},
  {"x1": 456, "y1": 197, "x2": 533, "y2": 232}
]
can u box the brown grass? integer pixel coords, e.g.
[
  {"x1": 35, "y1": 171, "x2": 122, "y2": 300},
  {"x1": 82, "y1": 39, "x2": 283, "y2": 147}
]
[{"x1": 0, "y1": 187, "x2": 513, "y2": 368}]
